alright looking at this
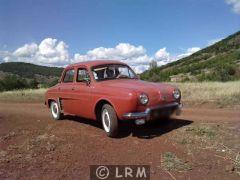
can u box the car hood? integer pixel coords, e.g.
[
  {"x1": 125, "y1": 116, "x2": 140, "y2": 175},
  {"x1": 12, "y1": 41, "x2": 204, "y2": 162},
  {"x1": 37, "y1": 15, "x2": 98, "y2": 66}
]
[{"x1": 99, "y1": 79, "x2": 177, "y2": 104}]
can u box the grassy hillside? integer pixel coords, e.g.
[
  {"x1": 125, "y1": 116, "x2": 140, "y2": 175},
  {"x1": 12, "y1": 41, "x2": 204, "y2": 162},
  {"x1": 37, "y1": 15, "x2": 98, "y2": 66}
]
[
  {"x1": 0, "y1": 62, "x2": 63, "y2": 79},
  {"x1": 141, "y1": 31, "x2": 240, "y2": 82},
  {"x1": 0, "y1": 62, "x2": 63, "y2": 91}
]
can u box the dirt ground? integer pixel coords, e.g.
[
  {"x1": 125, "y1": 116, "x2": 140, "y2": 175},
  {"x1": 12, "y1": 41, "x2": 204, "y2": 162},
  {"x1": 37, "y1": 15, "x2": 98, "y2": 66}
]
[{"x1": 0, "y1": 102, "x2": 240, "y2": 180}]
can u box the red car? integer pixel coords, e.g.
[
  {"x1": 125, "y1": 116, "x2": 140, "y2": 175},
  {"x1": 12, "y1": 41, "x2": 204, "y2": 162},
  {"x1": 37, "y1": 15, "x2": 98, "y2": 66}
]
[{"x1": 45, "y1": 60, "x2": 182, "y2": 137}]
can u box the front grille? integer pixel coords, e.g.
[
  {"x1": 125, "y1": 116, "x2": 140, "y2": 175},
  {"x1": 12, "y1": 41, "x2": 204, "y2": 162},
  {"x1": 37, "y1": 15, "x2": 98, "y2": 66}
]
[
  {"x1": 150, "y1": 106, "x2": 176, "y2": 119},
  {"x1": 160, "y1": 94, "x2": 174, "y2": 103}
]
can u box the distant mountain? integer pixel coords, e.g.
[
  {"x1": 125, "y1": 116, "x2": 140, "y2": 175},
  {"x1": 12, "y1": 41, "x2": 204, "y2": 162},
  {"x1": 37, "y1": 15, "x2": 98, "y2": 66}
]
[
  {"x1": 0, "y1": 62, "x2": 63, "y2": 86},
  {"x1": 141, "y1": 31, "x2": 240, "y2": 82}
]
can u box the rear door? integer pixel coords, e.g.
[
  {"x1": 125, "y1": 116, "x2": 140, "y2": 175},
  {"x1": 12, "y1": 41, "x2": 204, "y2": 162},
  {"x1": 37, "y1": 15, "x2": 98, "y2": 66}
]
[{"x1": 59, "y1": 68, "x2": 76, "y2": 114}]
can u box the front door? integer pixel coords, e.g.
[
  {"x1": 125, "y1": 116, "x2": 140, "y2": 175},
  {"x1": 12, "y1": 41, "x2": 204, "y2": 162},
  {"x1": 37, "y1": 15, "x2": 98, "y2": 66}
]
[{"x1": 71, "y1": 67, "x2": 93, "y2": 119}]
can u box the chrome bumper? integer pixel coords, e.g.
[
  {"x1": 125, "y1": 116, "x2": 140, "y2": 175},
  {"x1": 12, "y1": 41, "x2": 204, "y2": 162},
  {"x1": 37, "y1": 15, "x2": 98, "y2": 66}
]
[{"x1": 122, "y1": 102, "x2": 182, "y2": 120}]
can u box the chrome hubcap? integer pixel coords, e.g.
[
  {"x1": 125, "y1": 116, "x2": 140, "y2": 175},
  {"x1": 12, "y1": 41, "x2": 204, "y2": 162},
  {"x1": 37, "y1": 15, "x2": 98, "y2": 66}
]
[
  {"x1": 102, "y1": 109, "x2": 111, "y2": 133},
  {"x1": 51, "y1": 102, "x2": 58, "y2": 118}
]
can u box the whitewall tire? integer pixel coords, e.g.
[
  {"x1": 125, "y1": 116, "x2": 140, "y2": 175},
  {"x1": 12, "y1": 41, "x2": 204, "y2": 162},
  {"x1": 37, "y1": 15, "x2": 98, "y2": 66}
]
[
  {"x1": 50, "y1": 101, "x2": 62, "y2": 120},
  {"x1": 101, "y1": 104, "x2": 118, "y2": 137}
]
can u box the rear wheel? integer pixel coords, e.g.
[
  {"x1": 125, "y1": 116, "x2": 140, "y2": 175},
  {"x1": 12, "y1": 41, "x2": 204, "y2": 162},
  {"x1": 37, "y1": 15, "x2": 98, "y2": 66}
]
[
  {"x1": 50, "y1": 101, "x2": 63, "y2": 120},
  {"x1": 101, "y1": 104, "x2": 118, "y2": 137}
]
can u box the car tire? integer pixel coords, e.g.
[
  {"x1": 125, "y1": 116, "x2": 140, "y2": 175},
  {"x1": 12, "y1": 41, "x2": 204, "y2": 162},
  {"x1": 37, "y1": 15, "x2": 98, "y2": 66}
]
[
  {"x1": 101, "y1": 104, "x2": 118, "y2": 137},
  {"x1": 50, "y1": 101, "x2": 63, "y2": 120}
]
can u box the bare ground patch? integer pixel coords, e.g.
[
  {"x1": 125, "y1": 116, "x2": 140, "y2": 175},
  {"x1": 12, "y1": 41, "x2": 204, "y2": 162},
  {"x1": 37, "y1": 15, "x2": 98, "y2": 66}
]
[{"x1": 170, "y1": 122, "x2": 240, "y2": 176}]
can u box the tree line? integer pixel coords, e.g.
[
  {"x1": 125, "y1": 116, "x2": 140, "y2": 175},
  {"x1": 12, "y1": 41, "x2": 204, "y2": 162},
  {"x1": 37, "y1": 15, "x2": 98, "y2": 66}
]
[{"x1": 0, "y1": 75, "x2": 58, "y2": 92}]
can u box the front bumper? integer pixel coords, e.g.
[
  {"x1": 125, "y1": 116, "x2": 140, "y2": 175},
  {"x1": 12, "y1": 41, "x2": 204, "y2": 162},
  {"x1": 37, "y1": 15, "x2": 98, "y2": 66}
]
[{"x1": 122, "y1": 102, "x2": 182, "y2": 120}]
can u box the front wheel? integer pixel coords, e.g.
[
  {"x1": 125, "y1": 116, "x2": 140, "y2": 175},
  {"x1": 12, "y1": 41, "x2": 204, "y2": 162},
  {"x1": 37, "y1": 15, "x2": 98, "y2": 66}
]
[
  {"x1": 101, "y1": 104, "x2": 118, "y2": 137},
  {"x1": 50, "y1": 101, "x2": 63, "y2": 120}
]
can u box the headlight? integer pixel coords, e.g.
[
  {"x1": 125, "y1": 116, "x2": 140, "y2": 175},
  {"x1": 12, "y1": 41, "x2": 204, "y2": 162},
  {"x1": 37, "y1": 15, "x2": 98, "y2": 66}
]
[
  {"x1": 173, "y1": 89, "x2": 181, "y2": 99},
  {"x1": 139, "y1": 93, "x2": 149, "y2": 105}
]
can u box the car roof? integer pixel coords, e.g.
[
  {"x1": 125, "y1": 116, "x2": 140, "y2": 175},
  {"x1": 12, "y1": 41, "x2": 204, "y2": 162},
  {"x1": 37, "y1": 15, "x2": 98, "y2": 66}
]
[{"x1": 66, "y1": 60, "x2": 127, "y2": 69}]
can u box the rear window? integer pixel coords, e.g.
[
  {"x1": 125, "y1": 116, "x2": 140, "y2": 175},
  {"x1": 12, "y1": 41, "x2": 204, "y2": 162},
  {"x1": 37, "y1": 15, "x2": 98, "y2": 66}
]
[{"x1": 63, "y1": 69, "x2": 75, "y2": 83}]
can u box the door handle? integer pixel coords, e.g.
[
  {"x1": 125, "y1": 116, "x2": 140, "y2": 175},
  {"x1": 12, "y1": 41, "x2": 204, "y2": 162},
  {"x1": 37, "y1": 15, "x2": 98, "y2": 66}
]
[
  {"x1": 71, "y1": 87, "x2": 75, "y2": 90},
  {"x1": 58, "y1": 87, "x2": 61, "y2": 90}
]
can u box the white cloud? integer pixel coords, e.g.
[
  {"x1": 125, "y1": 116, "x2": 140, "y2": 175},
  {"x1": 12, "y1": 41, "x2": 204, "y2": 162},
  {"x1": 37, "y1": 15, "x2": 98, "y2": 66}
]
[
  {"x1": 72, "y1": 53, "x2": 88, "y2": 62},
  {"x1": 150, "y1": 46, "x2": 201, "y2": 67},
  {"x1": 0, "y1": 51, "x2": 11, "y2": 62},
  {"x1": 226, "y1": 0, "x2": 240, "y2": 14},
  {"x1": 84, "y1": 43, "x2": 146, "y2": 60},
  {"x1": 132, "y1": 64, "x2": 149, "y2": 74},
  {"x1": 3, "y1": 38, "x2": 69, "y2": 66},
  {"x1": 155, "y1": 47, "x2": 170, "y2": 61},
  {"x1": 3, "y1": 56, "x2": 10, "y2": 62},
  {"x1": 207, "y1": 38, "x2": 222, "y2": 46},
  {"x1": 72, "y1": 43, "x2": 151, "y2": 72},
  {"x1": 1, "y1": 38, "x2": 202, "y2": 73},
  {"x1": 154, "y1": 47, "x2": 173, "y2": 66},
  {"x1": 177, "y1": 47, "x2": 201, "y2": 59},
  {"x1": 13, "y1": 43, "x2": 38, "y2": 57}
]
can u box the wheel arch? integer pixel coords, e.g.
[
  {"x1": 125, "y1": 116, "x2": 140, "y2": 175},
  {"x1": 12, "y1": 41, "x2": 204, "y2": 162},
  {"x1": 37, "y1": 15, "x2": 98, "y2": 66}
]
[
  {"x1": 94, "y1": 99, "x2": 118, "y2": 121},
  {"x1": 47, "y1": 98, "x2": 60, "y2": 108},
  {"x1": 47, "y1": 98, "x2": 55, "y2": 108}
]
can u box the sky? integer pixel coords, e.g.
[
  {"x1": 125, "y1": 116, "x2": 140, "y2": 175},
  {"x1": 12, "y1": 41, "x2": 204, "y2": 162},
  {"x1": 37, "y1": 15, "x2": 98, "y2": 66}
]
[{"x1": 0, "y1": 0, "x2": 239, "y2": 73}]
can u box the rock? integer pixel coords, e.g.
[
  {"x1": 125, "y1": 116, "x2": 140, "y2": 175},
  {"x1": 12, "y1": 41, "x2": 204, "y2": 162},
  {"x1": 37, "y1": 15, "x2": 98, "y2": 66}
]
[
  {"x1": 225, "y1": 164, "x2": 235, "y2": 172},
  {"x1": 36, "y1": 133, "x2": 48, "y2": 141},
  {"x1": 0, "y1": 151, "x2": 7, "y2": 157},
  {"x1": 46, "y1": 142, "x2": 56, "y2": 151}
]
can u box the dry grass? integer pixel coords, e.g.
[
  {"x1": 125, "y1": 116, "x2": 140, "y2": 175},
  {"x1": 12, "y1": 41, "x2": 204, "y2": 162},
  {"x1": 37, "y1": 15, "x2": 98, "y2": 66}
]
[
  {"x1": 172, "y1": 81, "x2": 240, "y2": 107},
  {"x1": 161, "y1": 152, "x2": 192, "y2": 172},
  {"x1": 235, "y1": 154, "x2": 240, "y2": 175},
  {"x1": 0, "y1": 88, "x2": 46, "y2": 103},
  {"x1": 185, "y1": 125, "x2": 216, "y2": 139}
]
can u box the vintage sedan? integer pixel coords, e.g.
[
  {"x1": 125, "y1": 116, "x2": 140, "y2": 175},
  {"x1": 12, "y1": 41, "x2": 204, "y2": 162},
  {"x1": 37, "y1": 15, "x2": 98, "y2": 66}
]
[{"x1": 45, "y1": 60, "x2": 182, "y2": 137}]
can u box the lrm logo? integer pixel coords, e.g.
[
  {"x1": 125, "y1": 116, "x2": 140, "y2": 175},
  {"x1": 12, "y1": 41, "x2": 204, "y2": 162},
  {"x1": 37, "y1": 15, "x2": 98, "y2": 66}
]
[{"x1": 90, "y1": 165, "x2": 150, "y2": 180}]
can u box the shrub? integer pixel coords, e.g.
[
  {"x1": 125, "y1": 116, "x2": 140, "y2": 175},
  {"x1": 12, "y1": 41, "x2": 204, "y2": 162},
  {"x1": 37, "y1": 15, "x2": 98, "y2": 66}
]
[{"x1": 0, "y1": 75, "x2": 38, "y2": 92}]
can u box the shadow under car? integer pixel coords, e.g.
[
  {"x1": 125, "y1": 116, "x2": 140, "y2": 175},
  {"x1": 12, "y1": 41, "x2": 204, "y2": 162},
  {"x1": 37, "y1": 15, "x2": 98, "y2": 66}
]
[{"x1": 62, "y1": 115, "x2": 193, "y2": 139}]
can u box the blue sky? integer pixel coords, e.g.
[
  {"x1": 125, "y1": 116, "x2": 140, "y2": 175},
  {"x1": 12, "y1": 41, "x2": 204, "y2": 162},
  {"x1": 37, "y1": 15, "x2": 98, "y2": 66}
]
[{"x1": 0, "y1": 0, "x2": 239, "y2": 72}]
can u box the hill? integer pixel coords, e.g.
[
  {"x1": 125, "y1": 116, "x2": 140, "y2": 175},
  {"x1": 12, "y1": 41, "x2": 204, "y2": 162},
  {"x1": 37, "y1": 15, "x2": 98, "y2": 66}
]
[
  {"x1": 0, "y1": 62, "x2": 63, "y2": 91},
  {"x1": 0, "y1": 62, "x2": 63, "y2": 79},
  {"x1": 141, "y1": 31, "x2": 240, "y2": 82}
]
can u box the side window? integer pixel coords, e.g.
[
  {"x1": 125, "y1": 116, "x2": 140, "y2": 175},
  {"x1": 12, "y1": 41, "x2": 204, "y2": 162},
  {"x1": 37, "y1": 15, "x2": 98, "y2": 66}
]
[
  {"x1": 77, "y1": 68, "x2": 90, "y2": 82},
  {"x1": 63, "y1": 69, "x2": 75, "y2": 83},
  {"x1": 119, "y1": 67, "x2": 129, "y2": 76}
]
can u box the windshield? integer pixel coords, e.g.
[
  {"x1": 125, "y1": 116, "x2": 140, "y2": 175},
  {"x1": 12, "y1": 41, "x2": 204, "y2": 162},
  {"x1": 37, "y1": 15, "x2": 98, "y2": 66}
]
[{"x1": 92, "y1": 64, "x2": 137, "y2": 81}]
